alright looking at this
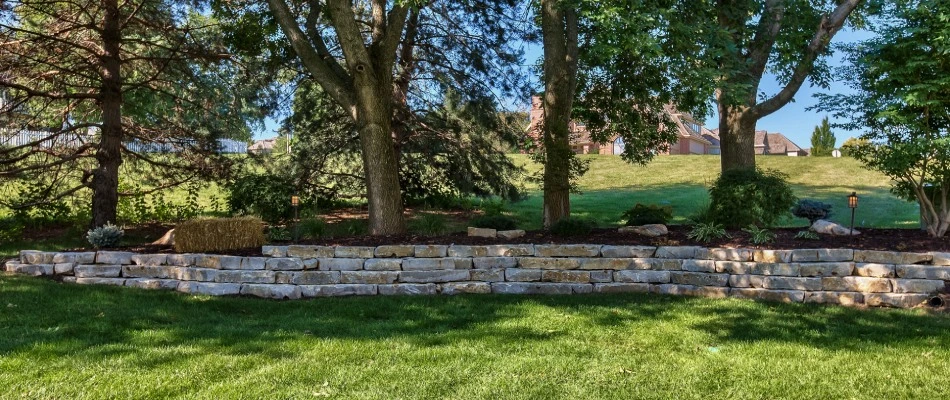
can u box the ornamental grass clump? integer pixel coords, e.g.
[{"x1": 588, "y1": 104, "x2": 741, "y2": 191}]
[{"x1": 174, "y1": 216, "x2": 265, "y2": 253}]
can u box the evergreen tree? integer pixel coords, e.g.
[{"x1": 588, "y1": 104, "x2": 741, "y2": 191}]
[{"x1": 810, "y1": 117, "x2": 836, "y2": 156}]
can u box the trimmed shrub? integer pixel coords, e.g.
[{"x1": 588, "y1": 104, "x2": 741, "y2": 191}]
[
  {"x1": 469, "y1": 215, "x2": 518, "y2": 231},
  {"x1": 709, "y1": 168, "x2": 796, "y2": 228},
  {"x1": 175, "y1": 217, "x2": 265, "y2": 252},
  {"x1": 791, "y1": 199, "x2": 833, "y2": 224},
  {"x1": 86, "y1": 223, "x2": 124, "y2": 248},
  {"x1": 621, "y1": 203, "x2": 673, "y2": 226},
  {"x1": 548, "y1": 217, "x2": 595, "y2": 237}
]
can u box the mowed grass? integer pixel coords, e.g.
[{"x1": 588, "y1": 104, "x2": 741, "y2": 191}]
[
  {"x1": 1, "y1": 274, "x2": 949, "y2": 399},
  {"x1": 508, "y1": 155, "x2": 918, "y2": 230}
]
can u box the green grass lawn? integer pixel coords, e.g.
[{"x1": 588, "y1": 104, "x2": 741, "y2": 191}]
[
  {"x1": 508, "y1": 154, "x2": 918, "y2": 230},
  {"x1": 1, "y1": 275, "x2": 949, "y2": 398}
]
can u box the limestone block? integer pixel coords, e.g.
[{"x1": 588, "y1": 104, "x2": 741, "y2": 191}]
[
  {"x1": 799, "y1": 262, "x2": 854, "y2": 277},
  {"x1": 130, "y1": 254, "x2": 168, "y2": 266},
  {"x1": 931, "y1": 252, "x2": 950, "y2": 266},
  {"x1": 61, "y1": 277, "x2": 76, "y2": 284},
  {"x1": 892, "y1": 279, "x2": 945, "y2": 294},
  {"x1": 804, "y1": 291, "x2": 864, "y2": 306},
  {"x1": 335, "y1": 246, "x2": 376, "y2": 258},
  {"x1": 11, "y1": 264, "x2": 53, "y2": 276},
  {"x1": 364, "y1": 259, "x2": 402, "y2": 271},
  {"x1": 728, "y1": 274, "x2": 756, "y2": 288},
  {"x1": 95, "y1": 251, "x2": 134, "y2": 265},
  {"x1": 505, "y1": 268, "x2": 542, "y2": 282},
  {"x1": 752, "y1": 250, "x2": 793, "y2": 263},
  {"x1": 757, "y1": 276, "x2": 821, "y2": 291},
  {"x1": 403, "y1": 258, "x2": 457, "y2": 271},
  {"x1": 655, "y1": 246, "x2": 704, "y2": 259},
  {"x1": 682, "y1": 259, "x2": 717, "y2": 273},
  {"x1": 629, "y1": 258, "x2": 682, "y2": 271},
  {"x1": 614, "y1": 270, "x2": 670, "y2": 284},
  {"x1": 379, "y1": 283, "x2": 437, "y2": 295},
  {"x1": 340, "y1": 271, "x2": 398, "y2": 284},
  {"x1": 54, "y1": 263, "x2": 75, "y2": 275},
  {"x1": 470, "y1": 269, "x2": 505, "y2": 282},
  {"x1": 485, "y1": 244, "x2": 535, "y2": 257},
  {"x1": 299, "y1": 284, "x2": 377, "y2": 297},
  {"x1": 240, "y1": 284, "x2": 302, "y2": 300},
  {"x1": 177, "y1": 281, "x2": 241, "y2": 296},
  {"x1": 75, "y1": 278, "x2": 127, "y2": 286},
  {"x1": 901, "y1": 252, "x2": 932, "y2": 265},
  {"x1": 122, "y1": 265, "x2": 177, "y2": 279},
  {"x1": 447, "y1": 245, "x2": 487, "y2": 257},
  {"x1": 261, "y1": 246, "x2": 288, "y2": 257},
  {"x1": 125, "y1": 278, "x2": 179, "y2": 290},
  {"x1": 817, "y1": 249, "x2": 854, "y2": 262},
  {"x1": 240, "y1": 257, "x2": 268, "y2": 270},
  {"x1": 497, "y1": 230, "x2": 526, "y2": 239},
  {"x1": 691, "y1": 286, "x2": 730, "y2": 298},
  {"x1": 651, "y1": 284, "x2": 723, "y2": 297},
  {"x1": 375, "y1": 245, "x2": 415, "y2": 258},
  {"x1": 265, "y1": 258, "x2": 305, "y2": 271},
  {"x1": 821, "y1": 277, "x2": 891, "y2": 293},
  {"x1": 669, "y1": 272, "x2": 729, "y2": 287},
  {"x1": 618, "y1": 224, "x2": 668, "y2": 237},
  {"x1": 811, "y1": 220, "x2": 859, "y2": 236},
  {"x1": 166, "y1": 254, "x2": 198, "y2": 266},
  {"x1": 717, "y1": 261, "x2": 800, "y2": 276},
  {"x1": 275, "y1": 271, "x2": 341, "y2": 285},
  {"x1": 854, "y1": 250, "x2": 903, "y2": 264},
  {"x1": 468, "y1": 227, "x2": 496, "y2": 238},
  {"x1": 730, "y1": 288, "x2": 804, "y2": 303},
  {"x1": 853, "y1": 263, "x2": 896, "y2": 278},
  {"x1": 302, "y1": 259, "x2": 319, "y2": 270},
  {"x1": 414, "y1": 245, "x2": 448, "y2": 258},
  {"x1": 490, "y1": 282, "x2": 585, "y2": 295},
  {"x1": 195, "y1": 255, "x2": 242, "y2": 270},
  {"x1": 74, "y1": 265, "x2": 122, "y2": 278},
  {"x1": 896, "y1": 265, "x2": 950, "y2": 280},
  {"x1": 600, "y1": 245, "x2": 656, "y2": 258},
  {"x1": 541, "y1": 270, "x2": 590, "y2": 283},
  {"x1": 865, "y1": 293, "x2": 931, "y2": 308},
  {"x1": 287, "y1": 245, "x2": 335, "y2": 259},
  {"x1": 593, "y1": 283, "x2": 650, "y2": 294},
  {"x1": 215, "y1": 270, "x2": 276, "y2": 284},
  {"x1": 446, "y1": 258, "x2": 473, "y2": 269},
  {"x1": 53, "y1": 252, "x2": 96, "y2": 264},
  {"x1": 589, "y1": 270, "x2": 612, "y2": 283},
  {"x1": 176, "y1": 268, "x2": 220, "y2": 282},
  {"x1": 790, "y1": 249, "x2": 819, "y2": 262},
  {"x1": 578, "y1": 258, "x2": 633, "y2": 270},
  {"x1": 20, "y1": 250, "x2": 56, "y2": 264},
  {"x1": 399, "y1": 270, "x2": 470, "y2": 283},
  {"x1": 439, "y1": 282, "x2": 492, "y2": 295},
  {"x1": 708, "y1": 248, "x2": 753, "y2": 261},
  {"x1": 517, "y1": 257, "x2": 581, "y2": 270},
  {"x1": 473, "y1": 257, "x2": 518, "y2": 269},
  {"x1": 317, "y1": 258, "x2": 364, "y2": 271},
  {"x1": 535, "y1": 244, "x2": 601, "y2": 257}
]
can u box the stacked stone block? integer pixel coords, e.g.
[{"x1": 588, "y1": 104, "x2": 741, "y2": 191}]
[{"x1": 4, "y1": 246, "x2": 948, "y2": 308}]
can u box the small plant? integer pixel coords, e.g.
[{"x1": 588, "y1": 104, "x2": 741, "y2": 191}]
[
  {"x1": 621, "y1": 203, "x2": 673, "y2": 226},
  {"x1": 794, "y1": 230, "x2": 820, "y2": 240},
  {"x1": 687, "y1": 222, "x2": 731, "y2": 243},
  {"x1": 267, "y1": 226, "x2": 292, "y2": 242},
  {"x1": 548, "y1": 217, "x2": 596, "y2": 237},
  {"x1": 469, "y1": 214, "x2": 518, "y2": 231},
  {"x1": 86, "y1": 222, "x2": 124, "y2": 248},
  {"x1": 297, "y1": 217, "x2": 328, "y2": 240},
  {"x1": 742, "y1": 224, "x2": 775, "y2": 245},
  {"x1": 409, "y1": 213, "x2": 448, "y2": 236},
  {"x1": 791, "y1": 199, "x2": 833, "y2": 224},
  {"x1": 328, "y1": 219, "x2": 368, "y2": 237},
  {"x1": 478, "y1": 199, "x2": 508, "y2": 217}
]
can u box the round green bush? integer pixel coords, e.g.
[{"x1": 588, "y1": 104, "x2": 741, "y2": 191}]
[{"x1": 709, "y1": 168, "x2": 796, "y2": 229}]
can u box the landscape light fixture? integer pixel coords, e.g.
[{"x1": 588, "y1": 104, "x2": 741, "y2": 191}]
[
  {"x1": 291, "y1": 195, "x2": 300, "y2": 243},
  {"x1": 848, "y1": 192, "x2": 858, "y2": 236}
]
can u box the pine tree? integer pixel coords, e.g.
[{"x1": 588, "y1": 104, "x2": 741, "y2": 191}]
[{"x1": 810, "y1": 117, "x2": 836, "y2": 156}]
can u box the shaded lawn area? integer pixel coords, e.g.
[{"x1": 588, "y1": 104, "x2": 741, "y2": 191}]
[{"x1": 1, "y1": 275, "x2": 949, "y2": 399}]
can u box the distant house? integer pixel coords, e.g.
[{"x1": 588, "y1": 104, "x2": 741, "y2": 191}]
[
  {"x1": 526, "y1": 96, "x2": 719, "y2": 155},
  {"x1": 754, "y1": 130, "x2": 807, "y2": 156},
  {"x1": 248, "y1": 138, "x2": 278, "y2": 154}
]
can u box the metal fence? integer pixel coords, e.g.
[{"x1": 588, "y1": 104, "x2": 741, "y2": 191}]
[{"x1": 0, "y1": 130, "x2": 248, "y2": 154}]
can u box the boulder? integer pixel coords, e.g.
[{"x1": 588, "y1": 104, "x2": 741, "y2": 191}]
[
  {"x1": 152, "y1": 229, "x2": 175, "y2": 246},
  {"x1": 497, "y1": 230, "x2": 526, "y2": 239},
  {"x1": 811, "y1": 219, "x2": 859, "y2": 236},
  {"x1": 467, "y1": 227, "x2": 497, "y2": 238},
  {"x1": 618, "y1": 224, "x2": 668, "y2": 237}
]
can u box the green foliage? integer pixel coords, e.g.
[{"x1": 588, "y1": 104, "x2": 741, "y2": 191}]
[
  {"x1": 86, "y1": 223, "x2": 125, "y2": 249},
  {"x1": 266, "y1": 227, "x2": 292, "y2": 242},
  {"x1": 810, "y1": 117, "x2": 836, "y2": 157},
  {"x1": 329, "y1": 220, "x2": 368, "y2": 237},
  {"x1": 839, "y1": 137, "x2": 868, "y2": 157},
  {"x1": 469, "y1": 215, "x2": 519, "y2": 231},
  {"x1": 791, "y1": 199, "x2": 834, "y2": 224},
  {"x1": 297, "y1": 218, "x2": 327, "y2": 240},
  {"x1": 478, "y1": 199, "x2": 508, "y2": 217},
  {"x1": 709, "y1": 168, "x2": 797, "y2": 229},
  {"x1": 687, "y1": 222, "x2": 731, "y2": 243},
  {"x1": 794, "y1": 230, "x2": 821, "y2": 240},
  {"x1": 742, "y1": 225, "x2": 775, "y2": 245},
  {"x1": 227, "y1": 172, "x2": 298, "y2": 223},
  {"x1": 0, "y1": 218, "x2": 24, "y2": 243},
  {"x1": 409, "y1": 213, "x2": 449, "y2": 236},
  {"x1": 548, "y1": 218, "x2": 595, "y2": 237},
  {"x1": 621, "y1": 203, "x2": 673, "y2": 226},
  {"x1": 117, "y1": 182, "x2": 204, "y2": 224}
]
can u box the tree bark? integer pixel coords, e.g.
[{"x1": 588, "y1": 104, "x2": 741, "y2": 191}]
[
  {"x1": 356, "y1": 88, "x2": 405, "y2": 235},
  {"x1": 717, "y1": 104, "x2": 757, "y2": 171},
  {"x1": 540, "y1": 0, "x2": 578, "y2": 228},
  {"x1": 92, "y1": 0, "x2": 123, "y2": 228}
]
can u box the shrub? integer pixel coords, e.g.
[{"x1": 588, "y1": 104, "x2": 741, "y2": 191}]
[
  {"x1": 297, "y1": 218, "x2": 328, "y2": 240},
  {"x1": 469, "y1": 215, "x2": 518, "y2": 231},
  {"x1": 409, "y1": 213, "x2": 449, "y2": 236},
  {"x1": 86, "y1": 223, "x2": 124, "y2": 248},
  {"x1": 175, "y1": 216, "x2": 265, "y2": 252},
  {"x1": 478, "y1": 199, "x2": 508, "y2": 217},
  {"x1": 791, "y1": 199, "x2": 833, "y2": 224},
  {"x1": 687, "y1": 222, "x2": 730, "y2": 243},
  {"x1": 794, "y1": 230, "x2": 820, "y2": 240},
  {"x1": 709, "y1": 168, "x2": 796, "y2": 229},
  {"x1": 742, "y1": 224, "x2": 775, "y2": 245},
  {"x1": 548, "y1": 217, "x2": 595, "y2": 237},
  {"x1": 267, "y1": 226, "x2": 292, "y2": 242},
  {"x1": 621, "y1": 203, "x2": 673, "y2": 226},
  {"x1": 0, "y1": 218, "x2": 24, "y2": 243},
  {"x1": 327, "y1": 219, "x2": 368, "y2": 237},
  {"x1": 227, "y1": 173, "x2": 297, "y2": 223}
]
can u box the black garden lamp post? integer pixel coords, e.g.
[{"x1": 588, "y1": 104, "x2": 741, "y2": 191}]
[
  {"x1": 291, "y1": 195, "x2": 300, "y2": 243},
  {"x1": 848, "y1": 192, "x2": 858, "y2": 236}
]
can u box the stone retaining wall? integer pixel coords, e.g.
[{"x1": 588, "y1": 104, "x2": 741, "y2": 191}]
[{"x1": 5, "y1": 245, "x2": 950, "y2": 308}]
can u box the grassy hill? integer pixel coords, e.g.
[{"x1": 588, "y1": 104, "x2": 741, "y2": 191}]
[{"x1": 507, "y1": 154, "x2": 918, "y2": 230}]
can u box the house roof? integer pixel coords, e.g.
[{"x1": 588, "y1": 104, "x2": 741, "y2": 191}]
[
  {"x1": 248, "y1": 138, "x2": 277, "y2": 151},
  {"x1": 754, "y1": 130, "x2": 803, "y2": 155}
]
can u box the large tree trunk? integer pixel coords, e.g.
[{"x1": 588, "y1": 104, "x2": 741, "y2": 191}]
[
  {"x1": 355, "y1": 81, "x2": 405, "y2": 235},
  {"x1": 540, "y1": 0, "x2": 578, "y2": 228},
  {"x1": 92, "y1": 0, "x2": 123, "y2": 228},
  {"x1": 718, "y1": 104, "x2": 757, "y2": 171}
]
